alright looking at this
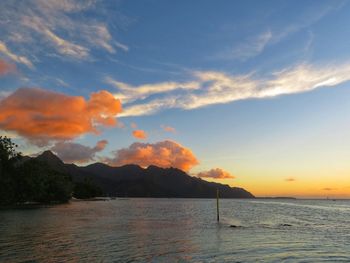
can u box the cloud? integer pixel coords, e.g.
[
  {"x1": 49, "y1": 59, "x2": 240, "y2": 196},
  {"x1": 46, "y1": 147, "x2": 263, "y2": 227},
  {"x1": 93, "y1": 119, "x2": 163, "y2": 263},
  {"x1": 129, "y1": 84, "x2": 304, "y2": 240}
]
[
  {"x1": 161, "y1": 125, "x2": 176, "y2": 133},
  {"x1": 0, "y1": 59, "x2": 16, "y2": 76},
  {"x1": 105, "y1": 76, "x2": 199, "y2": 103},
  {"x1": 114, "y1": 41, "x2": 129, "y2": 52},
  {"x1": 197, "y1": 168, "x2": 235, "y2": 179},
  {"x1": 106, "y1": 140, "x2": 199, "y2": 172},
  {"x1": 111, "y1": 62, "x2": 350, "y2": 117},
  {"x1": 34, "y1": 0, "x2": 96, "y2": 13},
  {"x1": 119, "y1": 97, "x2": 179, "y2": 117},
  {"x1": 0, "y1": 41, "x2": 33, "y2": 68},
  {"x1": 0, "y1": 88, "x2": 122, "y2": 145},
  {"x1": 285, "y1": 177, "x2": 296, "y2": 182},
  {"x1": 22, "y1": 15, "x2": 90, "y2": 59},
  {"x1": 0, "y1": 0, "x2": 128, "y2": 62},
  {"x1": 323, "y1": 188, "x2": 336, "y2": 191},
  {"x1": 212, "y1": 3, "x2": 341, "y2": 62},
  {"x1": 216, "y1": 31, "x2": 273, "y2": 61},
  {"x1": 51, "y1": 139, "x2": 108, "y2": 163},
  {"x1": 132, "y1": 130, "x2": 147, "y2": 140}
]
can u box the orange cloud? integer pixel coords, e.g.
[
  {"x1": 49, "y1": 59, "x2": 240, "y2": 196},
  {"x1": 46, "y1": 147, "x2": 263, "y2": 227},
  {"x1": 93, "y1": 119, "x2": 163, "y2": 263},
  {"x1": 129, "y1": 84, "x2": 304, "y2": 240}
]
[
  {"x1": 51, "y1": 140, "x2": 108, "y2": 163},
  {"x1": 94, "y1": 140, "x2": 108, "y2": 151},
  {"x1": 107, "y1": 140, "x2": 199, "y2": 171},
  {"x1": 285, "y1": 177, "x2": 296, "y2": 182},
  {"x1": 161, "y1": 125, "x2": 176, "y2": 133},
  {"x1": 0, "y1": 88, "x2": 122, "y2": 145},
  {"x1": 197, "y1": 168, "x2": 235, "y2": 179},
  {"x1": 0, "y1": 59, "x2": 16, "y2": 76},
  {"x1": 132, "y1": 129, "x2": 147, "y2": 139}
]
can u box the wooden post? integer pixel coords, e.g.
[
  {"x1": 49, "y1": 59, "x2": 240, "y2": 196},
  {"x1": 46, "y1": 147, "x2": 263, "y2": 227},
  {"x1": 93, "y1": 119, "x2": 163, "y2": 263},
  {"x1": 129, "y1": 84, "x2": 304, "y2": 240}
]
[{"x1": 216, "y1": 188, "x2": 220, "y2": 222}]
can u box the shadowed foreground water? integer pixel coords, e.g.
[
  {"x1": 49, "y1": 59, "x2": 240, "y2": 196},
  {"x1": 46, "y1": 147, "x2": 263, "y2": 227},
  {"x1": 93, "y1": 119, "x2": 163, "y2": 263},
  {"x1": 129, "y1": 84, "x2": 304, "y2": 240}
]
[{"x1": 1, "y1": 199, "x2": 350, "y2": 262}]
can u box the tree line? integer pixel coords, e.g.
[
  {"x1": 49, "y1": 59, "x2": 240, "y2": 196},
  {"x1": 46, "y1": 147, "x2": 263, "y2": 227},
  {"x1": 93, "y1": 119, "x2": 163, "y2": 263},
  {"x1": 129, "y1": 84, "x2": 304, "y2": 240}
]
[{"x1": 0, "y1": 136, "x2": 102, "y2": 206}]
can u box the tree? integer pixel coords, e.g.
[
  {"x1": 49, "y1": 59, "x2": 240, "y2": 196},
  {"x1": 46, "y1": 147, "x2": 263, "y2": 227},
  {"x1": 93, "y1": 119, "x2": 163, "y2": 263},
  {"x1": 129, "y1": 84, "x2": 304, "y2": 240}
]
[
  {"x1": 0, "y1": 136, "x2": 21, "y2": 173},
  {"x1": 16, "y1": 159, "x2": 73, "y2": 204},
  {"x1": 0, "y1": 136, "x2": 22, "y2": 205},
  {"x1": 73, "y1": 178, "x2": 103, "y2": 199},
  {"x1": 0, "y1": 136, "x2": 73, "y2": 205}
]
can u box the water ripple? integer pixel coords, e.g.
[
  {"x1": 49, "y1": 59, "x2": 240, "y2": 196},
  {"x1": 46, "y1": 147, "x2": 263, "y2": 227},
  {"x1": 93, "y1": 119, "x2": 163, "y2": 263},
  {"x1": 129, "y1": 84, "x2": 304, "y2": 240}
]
[{"x1": 1, "y1": 199, "x2": 350, "y2": 262}]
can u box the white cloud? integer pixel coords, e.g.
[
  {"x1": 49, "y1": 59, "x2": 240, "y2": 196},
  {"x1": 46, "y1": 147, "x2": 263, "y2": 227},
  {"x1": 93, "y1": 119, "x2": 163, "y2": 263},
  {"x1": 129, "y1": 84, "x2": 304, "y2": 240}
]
[
  {"x1": 22, "y1": 16, "x2": 90, "y2": 59},
  {"x1": 0, "y1": 41, "x2": 33, "y2": 68},
  {"x1": 118, "y1": 97, "x2": 178, "y2": 117},
  {"x1": 114, "y1": 41, "x2": 129, "y2": 52},
  {"x1": 34, "y1": 0, "x2": 96, "y2": 13},
  {"x1": 110, "y1": 62, "x2": 350, "y2": 117},
  {"x1": 105, "y1": 76, "x2": 199, "y2": 103},
  {"x1": 0, "y1": 0, "x2": 128, "y2": 62}
]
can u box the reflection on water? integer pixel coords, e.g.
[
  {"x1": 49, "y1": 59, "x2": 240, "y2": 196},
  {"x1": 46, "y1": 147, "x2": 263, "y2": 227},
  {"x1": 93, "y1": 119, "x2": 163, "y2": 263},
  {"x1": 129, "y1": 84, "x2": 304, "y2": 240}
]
[{"x1": 1, "y1": 199, "x2": 350, "y2": 262}]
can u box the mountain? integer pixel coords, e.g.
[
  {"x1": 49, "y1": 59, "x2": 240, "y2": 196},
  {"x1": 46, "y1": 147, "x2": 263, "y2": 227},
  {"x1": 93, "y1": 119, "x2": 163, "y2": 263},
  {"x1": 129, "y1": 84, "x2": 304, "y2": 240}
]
[{"x1": 31, "y1": 151, "x2": 255, "y2": 198}]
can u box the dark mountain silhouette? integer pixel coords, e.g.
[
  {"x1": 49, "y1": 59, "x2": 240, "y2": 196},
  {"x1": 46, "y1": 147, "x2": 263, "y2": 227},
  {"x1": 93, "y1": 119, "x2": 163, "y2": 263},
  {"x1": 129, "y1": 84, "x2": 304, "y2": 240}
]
[{"x1": 32, "y1": 151, "x2": 255, "y2": 198}]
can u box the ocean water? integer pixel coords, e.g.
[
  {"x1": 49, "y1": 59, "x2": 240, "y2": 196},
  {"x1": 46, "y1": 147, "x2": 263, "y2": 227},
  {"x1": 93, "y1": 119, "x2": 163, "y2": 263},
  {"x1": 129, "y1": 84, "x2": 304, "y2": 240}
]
[{"x1": 1, "y1": 199, "x2": 350, "y2": 262}]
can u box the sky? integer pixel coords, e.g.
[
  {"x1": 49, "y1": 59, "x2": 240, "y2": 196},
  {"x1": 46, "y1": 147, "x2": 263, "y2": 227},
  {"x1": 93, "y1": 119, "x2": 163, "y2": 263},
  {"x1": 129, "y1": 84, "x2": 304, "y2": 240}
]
[{"x1": 0, "y1": 0, "x2": 350, "y2": 198}]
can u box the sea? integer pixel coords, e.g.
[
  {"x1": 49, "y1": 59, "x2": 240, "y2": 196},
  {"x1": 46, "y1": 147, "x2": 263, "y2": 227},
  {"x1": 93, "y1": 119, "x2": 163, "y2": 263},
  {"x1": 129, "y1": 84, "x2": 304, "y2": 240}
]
[{"x1": 1, "y1": 198, "x2": 350, "y2": 262}]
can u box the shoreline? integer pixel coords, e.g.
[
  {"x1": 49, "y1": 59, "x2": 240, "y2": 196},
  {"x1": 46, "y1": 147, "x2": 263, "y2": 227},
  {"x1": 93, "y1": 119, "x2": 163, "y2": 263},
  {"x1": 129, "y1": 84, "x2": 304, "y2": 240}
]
[{"x1": 2, "y1": 197, "x2": 350, "y2": 210}]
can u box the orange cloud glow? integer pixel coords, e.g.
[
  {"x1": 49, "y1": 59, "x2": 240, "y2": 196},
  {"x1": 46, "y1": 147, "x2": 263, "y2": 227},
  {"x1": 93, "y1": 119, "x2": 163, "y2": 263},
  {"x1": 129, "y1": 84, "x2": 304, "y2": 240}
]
[
  {"x1": 0, "y1": 59, "x2": 16, "y2": 76},
  {"x1": 197, "y1": 168, "x2": 235, "y2": 179},
  {"x1": 0, "y1": 88, "x2": 122, "y2": 145},
  {"x1": 107, "y1": 140, "x2": 199, "y2": 171},
  {"x1": 285, "y1": 177, "x2": 296, "y2": 182},
  {"x1": 132, "y1": 129, "x2": 147, "y2": 139},
  {"x1": 161, "y1": 125, "x2": 176, "y2": 133}
]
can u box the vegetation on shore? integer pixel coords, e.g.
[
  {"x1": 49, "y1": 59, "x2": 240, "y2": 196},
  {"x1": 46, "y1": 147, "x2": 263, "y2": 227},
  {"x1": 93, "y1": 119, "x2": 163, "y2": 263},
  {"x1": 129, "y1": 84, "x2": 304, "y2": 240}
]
[{"x1": 0, "y1": 136, "x2": 102, "y2": 206}]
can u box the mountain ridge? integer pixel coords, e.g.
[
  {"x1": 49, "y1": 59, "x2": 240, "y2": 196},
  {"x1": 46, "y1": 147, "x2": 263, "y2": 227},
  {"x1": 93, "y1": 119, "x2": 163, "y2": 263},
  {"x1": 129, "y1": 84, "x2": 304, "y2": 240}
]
[{"x1": 31, "y1": 151, "x2": 255, "y2": 198}]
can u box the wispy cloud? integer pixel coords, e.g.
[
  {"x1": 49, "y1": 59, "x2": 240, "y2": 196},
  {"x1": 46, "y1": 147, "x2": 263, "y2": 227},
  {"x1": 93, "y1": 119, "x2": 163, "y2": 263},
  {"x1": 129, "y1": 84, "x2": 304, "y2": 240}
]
[
  {"x1": 109, "y1": 62, "x2": 350, "y2": 117},
  {"x1": 161, "y1": 125, "x2": 176, "y2": 133},
  {"x1": 0, "y1": 0, "x2": 128, "y2": 63},
  {"x1": 0, "y1": 41, "x2": 33, "y2": 68},
  {"x1": 105, "y1": 76, "x2": 199, "y2": 103},
  {"x1": 216, "y1": 31, "x2": 273, "y2": 61},
  {"x1": 213, "y1": 3, "x2": 343, "y2": 61},
  {"x1": 22, "y1": 16, "x2": 89, "y2": 59}
]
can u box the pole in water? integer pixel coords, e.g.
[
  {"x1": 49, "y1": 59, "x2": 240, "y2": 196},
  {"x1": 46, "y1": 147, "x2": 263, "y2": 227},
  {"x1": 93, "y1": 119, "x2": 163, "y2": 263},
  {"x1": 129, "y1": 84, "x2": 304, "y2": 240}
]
[{"x1": 216, "y1": 188, "x2": 220, "y2": 222}]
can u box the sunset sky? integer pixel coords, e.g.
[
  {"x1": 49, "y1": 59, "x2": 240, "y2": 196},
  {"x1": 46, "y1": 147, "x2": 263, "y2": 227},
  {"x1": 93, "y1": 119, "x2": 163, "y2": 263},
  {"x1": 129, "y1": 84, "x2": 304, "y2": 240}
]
[{"x1": 1, "y1": 0, "x2": 350, "y2": 198}]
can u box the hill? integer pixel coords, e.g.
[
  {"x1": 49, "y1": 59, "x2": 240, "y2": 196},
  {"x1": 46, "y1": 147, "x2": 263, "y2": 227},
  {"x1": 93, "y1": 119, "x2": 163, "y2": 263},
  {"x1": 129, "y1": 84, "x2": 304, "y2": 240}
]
[{"x1": 34, "y1": 151, "x2": 255, "y2": 198}]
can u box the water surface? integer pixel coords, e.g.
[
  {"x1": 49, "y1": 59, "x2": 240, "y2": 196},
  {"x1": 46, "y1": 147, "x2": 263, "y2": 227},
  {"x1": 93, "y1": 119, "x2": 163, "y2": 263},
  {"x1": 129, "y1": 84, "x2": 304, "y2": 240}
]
[{"x1": 1, "y1": 199, "x2": 350, "y2": 262}]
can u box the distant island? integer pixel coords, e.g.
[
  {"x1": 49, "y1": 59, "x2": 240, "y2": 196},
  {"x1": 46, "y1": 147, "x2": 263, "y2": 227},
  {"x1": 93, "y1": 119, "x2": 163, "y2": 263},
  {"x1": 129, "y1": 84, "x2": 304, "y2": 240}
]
[
  {"x1": 0, "y1": 137, "x2": 254, "y2": 206},
  {"x1": 256, "y1": 197, "x2": 297, "y2": 200}
]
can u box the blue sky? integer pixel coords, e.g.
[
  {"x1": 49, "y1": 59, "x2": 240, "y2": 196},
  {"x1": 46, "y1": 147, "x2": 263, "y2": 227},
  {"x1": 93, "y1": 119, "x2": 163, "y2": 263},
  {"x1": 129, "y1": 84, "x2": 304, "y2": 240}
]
[{"x1": 1, "y1": 0, "x2": 350, "y2": 197}]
